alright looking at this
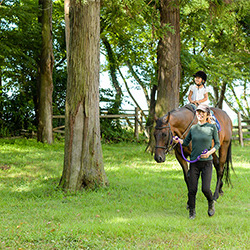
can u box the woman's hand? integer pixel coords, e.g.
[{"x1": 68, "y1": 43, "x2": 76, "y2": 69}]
[
  {"x1": 200, "y1": 151, "x2": 210, "y2": 159},
  {"x1": 173, "y1": 136, "x2": 183, "y2": 144},
  {"x1": 200, "y1": 147, "x2": 216, "y2": 158}
]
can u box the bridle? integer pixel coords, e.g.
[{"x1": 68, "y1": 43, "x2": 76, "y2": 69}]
[
  {"x1": 155, "y1": 112, "x2": 197, "y2": 154},
  {"x1": 154, "y1": 123, "x2": 174, "y2": 153}
]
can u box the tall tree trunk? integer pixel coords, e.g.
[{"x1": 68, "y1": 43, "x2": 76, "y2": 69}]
[
  {"x1": 60, "y1": 0, "x2": 108, "y2": 191},
  {"x1": 37, "y1": 0, "x2": 54, "y2": 144},
  {"x1": 64, "y1": 0, "x2": 70, "y2": 60},
  {"x1": 0, "y1": 74, "x2": 2, "y2": 125},
  {"x1": 155, "y1": 0, "x2": 181, "y2": 117},
  {"x1": 212, "y1": 81, "x2": 227, "y2": 108},
  {"x1": 102, "y1": 36, "x2": 122, "y2": 112},
  {"x1": 147, "y1": 0, "x2": 181, "y2": 152},
  {"x1": 145, "y1": 84, "x2": 157, "y2": 153},
  {"x1": 217, "y1": 81, "x2": 227, "y2": 108}
]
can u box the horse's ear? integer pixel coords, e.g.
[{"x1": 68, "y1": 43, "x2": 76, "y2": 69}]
[{"x1": 154, "y1": 114, "x2": 158, "y2": 121}]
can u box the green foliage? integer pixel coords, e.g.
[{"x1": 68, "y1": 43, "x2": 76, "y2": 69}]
[
  {"x1": 100, "y1": 0, "x2": 159, "y2": 108},
  {"x1": 0, "y1": 91, "x2": 36, "y2": 137},
  {"x1": 0, "y1": 0, "x2": 67, "y2": 136},
  {"x1": 180, "y1": 0, "x2": 249, "y2": 107},
  {"x1": 0, "y1": 139, "x2": 249, "y2": 248},
  {"x1": 1, "y1": 0, "x2": 249, "y2": 137}
]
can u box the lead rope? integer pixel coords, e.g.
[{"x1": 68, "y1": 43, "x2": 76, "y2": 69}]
[{"x1": 174, "y1": 137, "x2": 208, "y2": 163}]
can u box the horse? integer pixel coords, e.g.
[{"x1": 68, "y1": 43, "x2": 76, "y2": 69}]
[{"x1": 154, "y1": 106, "x2": 233, "y2": 201}]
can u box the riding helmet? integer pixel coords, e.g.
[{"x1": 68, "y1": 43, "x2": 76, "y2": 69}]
[{"x1": 193, "y1": 71, "x2": 207, "y2": 82}]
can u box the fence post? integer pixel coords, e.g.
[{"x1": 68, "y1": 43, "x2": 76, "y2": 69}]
[
  {"x1": 237, "y1": 112, "x2": 244, "y2": 147},
  {"x1": 134, "y1": 107, "x2": 139, "y2": 141},
  {"x1": 139, "y1": 110, "x2": 143, "y2": 132}
]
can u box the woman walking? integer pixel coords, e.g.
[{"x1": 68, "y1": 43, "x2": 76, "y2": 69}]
[{"x1": 173, "y1": 104, "x2": 220, "y2": 219}]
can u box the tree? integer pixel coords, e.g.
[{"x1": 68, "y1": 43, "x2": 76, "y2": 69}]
[
  {"x1": 180, "y1": 0, "x2": 249, "y2": 111},
  {"x1": 37, "y1": 0, "x2": 54, "y2": 144},
  {"x1": 0, "y1": 0, "x2": 41, "y2": 136},
  {"x1": 59, "y1": 0, "x2": 108, "y2": 191},
  {"x1": 155, "y1": 0, "x2": 181, "y2": 117},
  {"x1": 146, "y1": 0, "x2": 181, "y2": 152}
]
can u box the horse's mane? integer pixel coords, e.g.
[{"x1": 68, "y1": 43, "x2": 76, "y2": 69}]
[
  {"x1": 159, "y1": 106, "x2": 192, "y2": 122},
  {"x1": 158, "y1": 109, "x2": 176, "y2": 125}
]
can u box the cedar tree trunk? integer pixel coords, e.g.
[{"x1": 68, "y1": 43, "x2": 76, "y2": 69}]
[
  {"x1": 155, "y1": 0, "x2": 181, "y2": 117},
  {"x1": 147, "y1": 0, "x2": 181, "y2": 152},
  {"x1": 37, "y1": 0, "x2": 54, "y2": 144},
  {"x1": 59, "y1": 0, "x2": 108, "y2": 191}
]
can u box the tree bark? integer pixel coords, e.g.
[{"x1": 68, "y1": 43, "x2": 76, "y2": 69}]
[
  {"x1": 147, "y1": 0, "x2": 181, "y2": 153},
  {"x1": 64, "y1": 0, "x2": 70, "y2": 60},
  {"x1": 60, "y1": 0, "x2": 108, "y2": 191},
  {"x1": 155, "y1": 0, "x2": 181, "y2": 117},
  {"x1": 217, "y1": 81, "x2": 227, "y2": 108},
  {"x1": 37, "y1": 0, "x2": 54, "y2": 144}
]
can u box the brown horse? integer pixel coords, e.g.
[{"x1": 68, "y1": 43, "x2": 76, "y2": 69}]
[{"x1": 154, "y1": 106, "x2": 233, "y2": 201}]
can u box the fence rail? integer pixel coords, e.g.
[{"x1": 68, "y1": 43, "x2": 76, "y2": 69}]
[{"x1": 53, "y1": 108, "x2": 149, "y2": 139}]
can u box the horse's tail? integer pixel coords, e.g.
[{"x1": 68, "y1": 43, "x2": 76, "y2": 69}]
[{"x1": 224, "y1": 140, "x2": 234, "y2": 186}]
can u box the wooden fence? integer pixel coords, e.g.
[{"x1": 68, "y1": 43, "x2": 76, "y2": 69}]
[
  {"x1": 53, "y1": 108, "x2": 149, "y2": 140},
  {"x1": 232, "y1": 112, "x2": 250, "y2": 146}
]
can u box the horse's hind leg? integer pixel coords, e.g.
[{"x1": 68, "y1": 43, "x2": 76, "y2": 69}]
[
  {"x1": 212, "y1": 153, "x2": 224, "y2": 196},
  {"x1": 213, "y1": 143, "x2": 229, "y2": 201}
]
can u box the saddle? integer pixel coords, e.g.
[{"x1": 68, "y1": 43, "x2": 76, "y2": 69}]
[
  {"x1": 184, "y1": 104, "x2": 221, "y2": 132},
  {"x1": 184, "y1": 104, "x2": 196, "y2": 113}
]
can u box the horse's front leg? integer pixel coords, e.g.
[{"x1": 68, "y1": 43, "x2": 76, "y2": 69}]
[
  {"x1": 174, "y1": 149, "x2": 189, "y2": 190},
  {"x1": 174, "y1": 148, "x2": 190, "y2": 208}
]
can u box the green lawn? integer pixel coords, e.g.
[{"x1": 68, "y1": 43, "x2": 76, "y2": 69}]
[{"x1": 0, "y1": 139, "x2": 249, "y2": 249}]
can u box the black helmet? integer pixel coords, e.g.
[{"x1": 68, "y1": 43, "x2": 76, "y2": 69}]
[{"x1": 193, "y1": 71, "x2": 207, "y2": 82}]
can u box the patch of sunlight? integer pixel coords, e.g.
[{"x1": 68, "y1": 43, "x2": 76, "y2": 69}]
[
  {"x1": 107, "y1": 217, "x2": 131, "y2": 225},
  {"x1": 13, "y1": 184, "x2": 32, "y2": 193},
  {"x1": 233, "y1": 162, "x2": 250, "y2": 169},
  {"x1": 235, "y1": 163, "x2": 250, "y2": 169}
]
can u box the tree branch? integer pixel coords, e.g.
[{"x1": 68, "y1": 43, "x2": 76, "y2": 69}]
[
  {"x1": 125, "y1": 60, "x2": 150, "y2": 107},
  {"x1": 117, "y1": 67, "x2": 147, "y2": 120}
]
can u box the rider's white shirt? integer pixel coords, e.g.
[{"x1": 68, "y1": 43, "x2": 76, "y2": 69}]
[{"x1": 189, "y1": 84, "x2": 209, "y2": 105}]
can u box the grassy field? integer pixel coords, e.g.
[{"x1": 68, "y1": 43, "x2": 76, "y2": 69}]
[{"x1": 0, "y1": 138, "x2": 249, "y2": 249}]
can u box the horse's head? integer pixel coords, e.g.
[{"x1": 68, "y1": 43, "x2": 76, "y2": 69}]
[{"x1": 154, "y1": 114, "x2": 173, "y2": 163}]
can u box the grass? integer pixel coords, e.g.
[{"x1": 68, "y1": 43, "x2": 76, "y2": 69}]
[{"x1": 0, "y1": 138, "x2": 249, "y2": 249}]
